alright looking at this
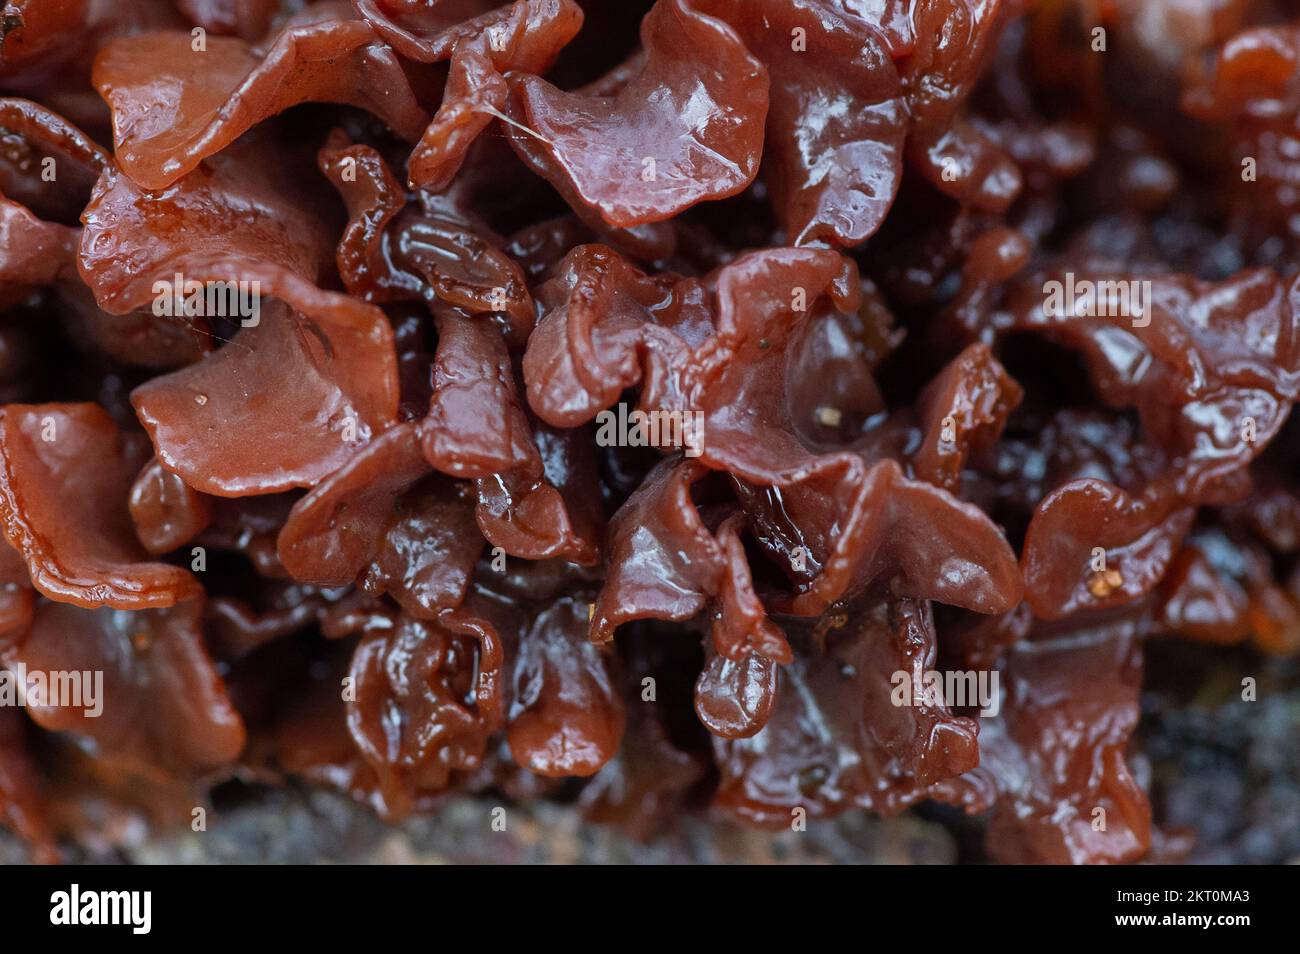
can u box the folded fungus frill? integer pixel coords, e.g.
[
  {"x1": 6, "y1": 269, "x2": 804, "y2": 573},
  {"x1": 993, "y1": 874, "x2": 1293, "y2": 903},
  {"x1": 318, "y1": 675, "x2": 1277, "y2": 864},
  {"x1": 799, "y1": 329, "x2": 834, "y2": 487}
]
[{"x1": 0, "y1": 0, "x2": 1297, "y2": 865}]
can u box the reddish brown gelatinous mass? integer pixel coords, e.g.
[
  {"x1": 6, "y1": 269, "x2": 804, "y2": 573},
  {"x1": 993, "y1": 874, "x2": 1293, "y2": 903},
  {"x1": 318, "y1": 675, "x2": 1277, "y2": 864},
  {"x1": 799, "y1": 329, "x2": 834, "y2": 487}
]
[{"x1": 0, "y1": 0, "x2": 1297, "y2": 865}]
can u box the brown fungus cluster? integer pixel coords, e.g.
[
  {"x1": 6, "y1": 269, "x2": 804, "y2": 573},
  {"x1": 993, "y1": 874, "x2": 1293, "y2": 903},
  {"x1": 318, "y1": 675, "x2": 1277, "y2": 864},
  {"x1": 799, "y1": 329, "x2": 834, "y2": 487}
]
[{"x1": 0, "y1": 0, "x2": 1298, "y2": 865}]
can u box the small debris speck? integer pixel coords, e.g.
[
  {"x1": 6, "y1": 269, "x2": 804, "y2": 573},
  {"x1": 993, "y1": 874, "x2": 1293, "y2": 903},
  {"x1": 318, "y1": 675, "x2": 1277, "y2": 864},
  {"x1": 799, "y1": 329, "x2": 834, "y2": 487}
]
[
  {"x1": 815, "y1": 406, "x2": 842, "y2": 428},
  {"x1": 1087, "y1": 568, "x2": 1124, "y2": 598}
]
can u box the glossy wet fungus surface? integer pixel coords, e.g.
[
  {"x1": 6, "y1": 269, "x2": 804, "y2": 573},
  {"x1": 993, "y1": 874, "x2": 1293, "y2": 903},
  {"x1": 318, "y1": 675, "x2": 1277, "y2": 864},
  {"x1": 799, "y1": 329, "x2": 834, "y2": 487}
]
[{"x1": 0, "y1": 0, "x2": 1299, "y2": 864}]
